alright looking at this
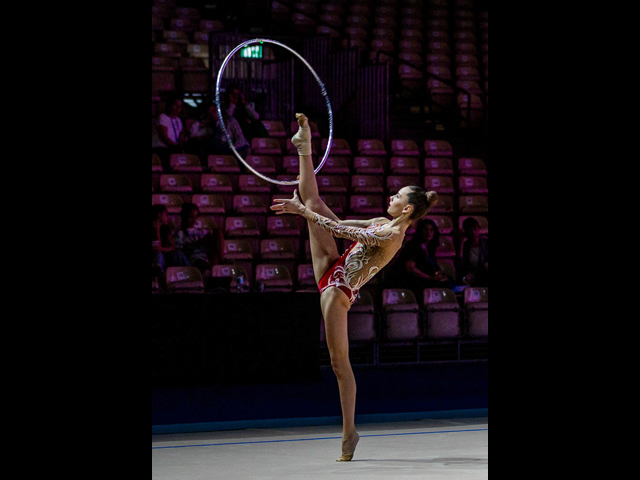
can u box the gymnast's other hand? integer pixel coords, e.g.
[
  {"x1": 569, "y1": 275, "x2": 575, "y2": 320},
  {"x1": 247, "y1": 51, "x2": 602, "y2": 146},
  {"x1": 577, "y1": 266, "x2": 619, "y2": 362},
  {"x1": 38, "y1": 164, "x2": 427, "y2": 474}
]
[{"x1": 271, "y1": 189, "x2": 307, "y2": 216}]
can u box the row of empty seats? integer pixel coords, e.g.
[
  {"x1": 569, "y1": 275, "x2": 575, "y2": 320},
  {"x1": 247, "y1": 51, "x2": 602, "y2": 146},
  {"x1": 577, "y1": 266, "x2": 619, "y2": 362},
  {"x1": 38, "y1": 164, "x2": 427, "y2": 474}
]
[{"x1": 154, "y1": 266, "x2": 488, "y2": 340}]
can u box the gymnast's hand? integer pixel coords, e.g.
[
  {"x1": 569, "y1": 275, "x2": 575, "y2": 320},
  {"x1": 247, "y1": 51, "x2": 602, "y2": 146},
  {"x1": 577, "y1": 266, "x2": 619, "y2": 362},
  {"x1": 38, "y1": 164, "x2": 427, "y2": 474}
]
[{"x1": 271, "y1": 189, "x2": 307, "y2": 216}]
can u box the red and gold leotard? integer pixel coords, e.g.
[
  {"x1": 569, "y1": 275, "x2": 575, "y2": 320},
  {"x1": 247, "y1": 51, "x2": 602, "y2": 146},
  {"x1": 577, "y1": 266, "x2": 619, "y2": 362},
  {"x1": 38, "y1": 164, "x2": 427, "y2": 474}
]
[{"x1": 313, "y1": 213, "x2": 404, "y2": 304}]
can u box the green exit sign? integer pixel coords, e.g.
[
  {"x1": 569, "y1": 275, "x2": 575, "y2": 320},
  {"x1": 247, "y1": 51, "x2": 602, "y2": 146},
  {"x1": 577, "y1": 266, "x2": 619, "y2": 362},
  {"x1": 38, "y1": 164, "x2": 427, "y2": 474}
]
[{"x1": 240, "y1": 45, "x2": 262, "y2": 58}]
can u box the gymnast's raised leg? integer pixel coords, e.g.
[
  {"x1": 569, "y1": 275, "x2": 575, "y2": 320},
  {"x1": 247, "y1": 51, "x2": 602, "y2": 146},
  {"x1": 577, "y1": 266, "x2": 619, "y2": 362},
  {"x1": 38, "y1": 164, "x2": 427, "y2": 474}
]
[{"x1": 291, "y1": 113, "x2": 360, "y2": 461}]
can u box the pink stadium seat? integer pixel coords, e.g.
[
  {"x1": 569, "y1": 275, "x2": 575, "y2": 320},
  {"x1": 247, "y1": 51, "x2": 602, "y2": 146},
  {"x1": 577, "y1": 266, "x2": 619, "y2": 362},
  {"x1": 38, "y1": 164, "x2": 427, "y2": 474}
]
[
  {"x1": 152, "y1": 193, "x2": 184, "y2": 214},
  {"x1": 423, "y1": 140, "x2": 453, "y2": 157},
  {"x1": 351, "y1": 175, "x2": 385, "y2": 194},
  {"x1": 423, "y1": 288, "x2": 462, "y2": 338},
  {"x1": 160, "y1": 174, "x2": 192, "y2": 192},
  {"x1": 238, "y1": 174, "x2": 272, "y2": 193},
  {"x1": 353, "y1": 156, "x2": 385, "y2": 175},
  {"x1": 391, "y1": 139, "x2": 420, "y2": 156},
  {"x1": 382, "y1": 289, "x2": 421, "y2": 341},
  {"x1": 191, "y1": 194, "x2": 225, "y2": 214},
  {"x1": 232, "y1": 194, "x2": 268, "y2": 215},
  {"x1": 390, "y1": 157, "x2": 420, "y2": 175},
  {"x1": 207, "y1": 155, "x2": 241, "y2": 174},
  {"x1": 357, "y1": 139, "x2": 387, "y2": 156},
  {"x1": 201, "y1": 174, "x2": 233, "y2": 193}
]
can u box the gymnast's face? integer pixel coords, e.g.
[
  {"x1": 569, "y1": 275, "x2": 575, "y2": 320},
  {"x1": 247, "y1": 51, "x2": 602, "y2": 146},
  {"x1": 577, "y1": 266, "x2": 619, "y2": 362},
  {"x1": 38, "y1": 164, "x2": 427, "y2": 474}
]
[{"x1": 387, "y1": 187, "x2": 411, "y2": 218}]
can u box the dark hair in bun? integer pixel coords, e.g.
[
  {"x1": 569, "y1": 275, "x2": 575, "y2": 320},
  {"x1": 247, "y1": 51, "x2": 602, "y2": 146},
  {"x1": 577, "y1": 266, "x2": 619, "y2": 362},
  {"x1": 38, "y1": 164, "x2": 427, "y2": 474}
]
[{"x1": 406, "y1": 187, "x2": 439, "y2": 220}]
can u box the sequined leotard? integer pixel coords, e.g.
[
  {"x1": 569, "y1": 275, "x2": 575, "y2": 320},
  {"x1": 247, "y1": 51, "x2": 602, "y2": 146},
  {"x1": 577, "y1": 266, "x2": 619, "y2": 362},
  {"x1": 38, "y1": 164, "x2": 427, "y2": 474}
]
[{"x1": 313, "y1": 213, "x2": 404, "y2": 304}]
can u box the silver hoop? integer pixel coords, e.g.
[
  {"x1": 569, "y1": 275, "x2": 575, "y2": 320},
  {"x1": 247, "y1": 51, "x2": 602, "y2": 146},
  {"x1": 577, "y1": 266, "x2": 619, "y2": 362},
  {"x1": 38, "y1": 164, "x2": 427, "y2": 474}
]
[{"x1": 215, "y1": 38, "x2": 333, "y2": 185}]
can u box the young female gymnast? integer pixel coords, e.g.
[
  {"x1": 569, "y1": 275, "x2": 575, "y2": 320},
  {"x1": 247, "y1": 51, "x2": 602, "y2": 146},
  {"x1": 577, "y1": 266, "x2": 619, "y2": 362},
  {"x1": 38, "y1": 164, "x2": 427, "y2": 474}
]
[{"x1": 270, "y1": 113, "x2": 439, "y2": 462}]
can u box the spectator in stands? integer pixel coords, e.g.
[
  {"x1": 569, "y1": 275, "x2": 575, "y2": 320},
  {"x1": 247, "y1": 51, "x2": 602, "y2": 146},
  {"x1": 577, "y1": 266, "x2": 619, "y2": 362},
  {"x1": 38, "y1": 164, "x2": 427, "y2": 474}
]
[
  {"x1": 386, "y1": 218, "x2": 454, "y2": 296},
  {"x1": 223, "y1": 83, "x2": 269, "y2": 141},
  {"x1": 152, "y1": 205, "x2": 188, "y2": 275},
  {"x1": 189, "y1": 101, "x2": 250, "y2": 159},
  {"x1": 459, "y1": 217, "x2": 488, "y2": 286},
  {"x1": 173, "y1": 203, "x2": 223, "y2": 278},
  {"x1": 155, "y1": 95, "x2": 188, "y2": 168}
]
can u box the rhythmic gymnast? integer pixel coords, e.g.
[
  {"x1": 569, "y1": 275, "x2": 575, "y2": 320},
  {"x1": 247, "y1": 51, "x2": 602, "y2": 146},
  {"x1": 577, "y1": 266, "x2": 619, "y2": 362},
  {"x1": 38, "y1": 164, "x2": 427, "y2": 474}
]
[{"x1": 270, "y1": 114, "x2": 439, "y2": 462}]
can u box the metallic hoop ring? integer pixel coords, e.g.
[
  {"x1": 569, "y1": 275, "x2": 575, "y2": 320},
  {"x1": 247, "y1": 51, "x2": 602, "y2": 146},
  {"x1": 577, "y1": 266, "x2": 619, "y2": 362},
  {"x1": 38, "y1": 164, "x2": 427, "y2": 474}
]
[{"x1": 215, "y1": 38, "x2": 333, "y2": 185}]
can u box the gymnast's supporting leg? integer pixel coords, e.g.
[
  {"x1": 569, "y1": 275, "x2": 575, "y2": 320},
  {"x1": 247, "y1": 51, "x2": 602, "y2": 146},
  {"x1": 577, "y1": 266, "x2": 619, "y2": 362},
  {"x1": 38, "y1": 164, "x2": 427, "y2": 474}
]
[
  {"x1": 292, "y1": 113, "x2": 359, "y2": 461},
  {"x1": 321, "y1": 287, "x2": 360, "y2": 461}
]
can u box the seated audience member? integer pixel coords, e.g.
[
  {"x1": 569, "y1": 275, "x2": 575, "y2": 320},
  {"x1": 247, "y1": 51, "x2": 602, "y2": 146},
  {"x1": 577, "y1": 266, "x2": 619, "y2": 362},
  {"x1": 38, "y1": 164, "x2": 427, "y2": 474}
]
[
  {"x1": 155, "y1": 95, "x2": 188, "y2": 169},
  {"x1": 386, "y1": 218, "x2": 454, "y2": 297},
  {"x1": 189, "y1": 101, "x2": 250, "y2": 158},
  {"x1": 459, "y1": 217, "x2": 488, "y2": 286},
  {"x1": 223, "y1": 83, "x2": 269, "y2": 141},
  {"x1": 152, "y1": 204, "x2": 188, "y2": 275},
  {"x1": 173, "y1": 203, "x2": 223, "y2": 278}
]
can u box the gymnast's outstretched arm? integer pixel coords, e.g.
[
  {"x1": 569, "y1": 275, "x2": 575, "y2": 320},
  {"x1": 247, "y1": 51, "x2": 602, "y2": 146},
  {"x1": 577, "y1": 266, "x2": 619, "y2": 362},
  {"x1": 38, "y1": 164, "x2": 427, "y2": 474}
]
[{"x1": 271, "y1": 190, "x2": 395, "y2": 247}]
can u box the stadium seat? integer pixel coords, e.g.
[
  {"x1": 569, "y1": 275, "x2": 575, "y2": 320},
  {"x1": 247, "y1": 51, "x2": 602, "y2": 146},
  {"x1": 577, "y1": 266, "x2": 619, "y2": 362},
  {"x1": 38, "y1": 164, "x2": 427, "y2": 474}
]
[
  {"x1": 297, "y1": 263, "x2": 317, "y2": 288},
  {"x1": 238, "y1": 174, "x2": 272, "y2": 193},
  {"x1": 152, "y1": 193, "x2": 184, "y2": 214},
  {"x1": 382, "y1": 289, "x2": 422, "y2": 341},
  {"x1": 428, "y1": 215, "x2": 454, "y2": 235},
  {"x1": 233, "y1": 194, "x2": 268, "y2": 215},
  {"x1": 350, "y1": 194, "x2": 385, "y2": 215},
  {"x1": 319, "y1": 194, "x2": 347, "y2": 215},
  {"x1": 152, "y1": 154, "x2": 163, "y2": 172},
  {"x1": 459, "y1": 176, "x2": 488, "y2": 194},
  {"x1": 424, "y1": 175, "x2": 454, "y2": 194},
  {"x1": 191, "y1": 194, "x2": 225, "y2": 214},
  {"x1": 357, "y1": 139, "x2": 387, "y2": 156},
  {"x1": 165, "y1": 266, "x2": 204, "y2": 293},
  {"x1": 322, "y1": 157, "x2": 351, "y2": 175},
  {"x1": 170, "y1": 153, "x2": 202, "y2": 172},
  {"x1": 193, "y1": 215, "x2": 220, "y2": 232},
  {"x1": 160, "y1": 174, "x2": 192, "y2": 192},
  {"x1": 317, "y1": 175, "x2": 348, "y2": 193},
  {"x1": 353, "y1": 157, "x2": 385, "y2": 175},
  {"x1": 435, "y1": 235, "x2": 456, "y2": 258},
  {"x1": 391, "y1": 140, "x2": 420, "y2": 156},
  {"x1": 457, "y1": 157, "x2": 487, "y2": 176},
  {"x1": 347, "y1": 290, "x2": 377, "y2": 342},
  {"x1": 251, "y1": 137, "x2": 282, "y2": 155},
  {"x1": 262, "y1": 120, "x2": 286, "y2": 138},
  {"x1": 267, "y1": 215, "x2": 301, "y2": 236},
  {"x1": 223, "y1": 239, "x2": 254, "y2": 261},
  {"x1": 424, "y1": 157, "x2": 453, "y2": 176},
  {"x1": 245, "y1": 155, "x2": 277, "y2": 175},
  {"x1": 201, "y1": 174, "x2": 233, "y2": 193},
  {"x1": 208, "y1": 155, "x2": 241, "y2": 174},
  {"x1": 423, "y1": 288, "x2": 462, "y2": 338},
  {"x1": 225, "y1": 216, "x2": 261, "y2": 237},
  {"x1": 423, "y1": 140, "x2": 453, "y2": 157},
  {"x1": 386, "y1": 176, "x2": 420, "y2": 194},
  {"x1": 260, "y1": 238, "x2": 297, "y2": 260},
  {"x1": 390, "y1": 157, "x2": 420, "y2": 175},
  {"x1": 322, "y1": 138, "x2": 352, "y2": 156},
  {"x1": 282, "y1": 156, "x2": 300, "y2": 174},
  {"x1": 464, "y1": 287, "x2": 488, "y2": 337},
  {"x1": 211, "y1": 264, "x2": 250, "y2": 293},
  {"x1": 459, "y1": 195, "x2": 489, "y2": 214},
  {"x1": 351, "y1": 175, "x2": 385, "y2": 194},
  {"x1": 255, "y1": 264, "x2": 294, "y2": 292}
]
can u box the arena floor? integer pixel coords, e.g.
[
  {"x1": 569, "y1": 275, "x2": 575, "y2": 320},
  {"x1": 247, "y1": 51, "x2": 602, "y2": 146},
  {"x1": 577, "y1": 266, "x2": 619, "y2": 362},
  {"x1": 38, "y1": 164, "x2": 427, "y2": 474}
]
[{"x1": 152, "y1": 416, "x2": 488, "y2": 479}]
